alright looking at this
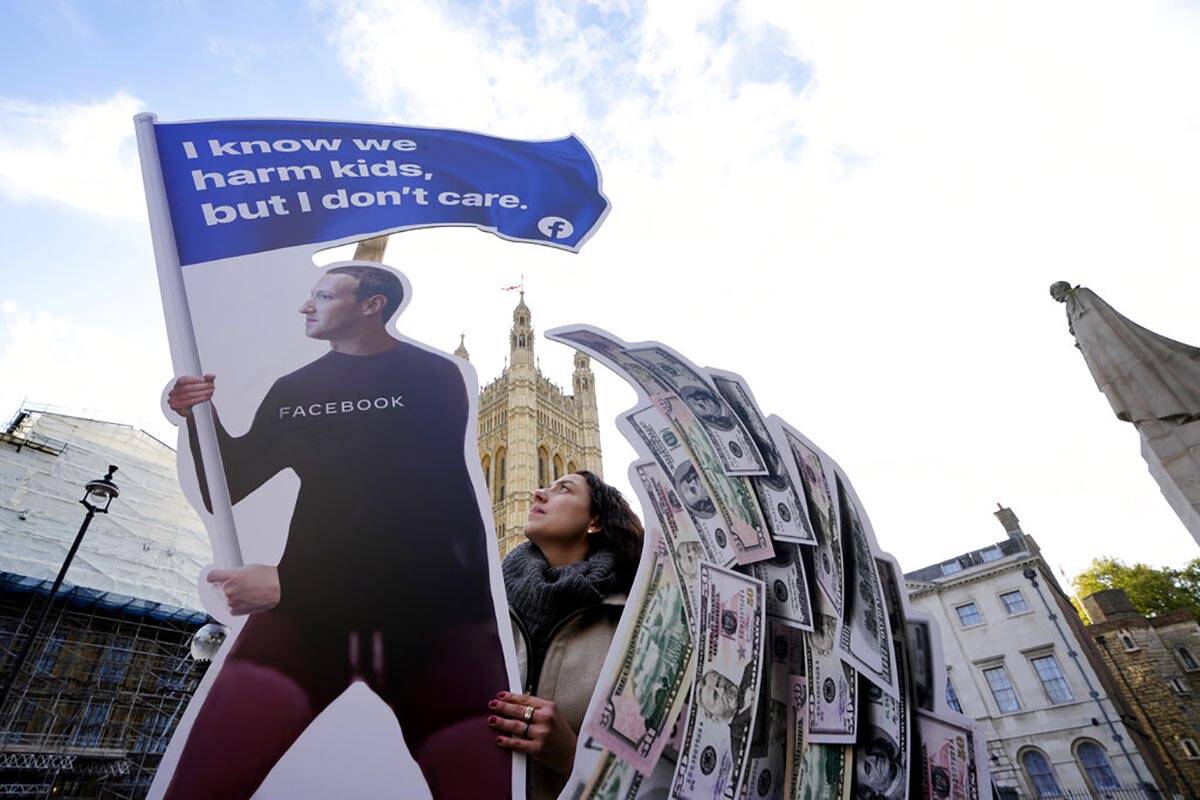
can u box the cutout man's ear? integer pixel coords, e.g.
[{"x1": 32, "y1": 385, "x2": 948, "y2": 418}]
[{"x1": 363, "y1": 293, "x2": 387, "y2": 315}]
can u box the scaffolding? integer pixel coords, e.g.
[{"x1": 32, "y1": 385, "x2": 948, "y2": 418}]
[{"x1": 0, "y1": 572, "x2": 212, "y2": 799}]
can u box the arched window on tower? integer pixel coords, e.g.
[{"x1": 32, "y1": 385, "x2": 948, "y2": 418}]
[
  {"x1": 495, "y1": 448, "x2": 507, "y2": 503},
  {"x1": 538, "y1": 447, "x2": 549, "y2": 487},
  {"x1": 481, "y1": 455, "x2": 491, "y2": 490},
  {"x1": 553, "y1": 454, "x2": 564, "y2": 481},
  {"x1": 567, "y1": 460, "x2": 577, "y2": 473}
]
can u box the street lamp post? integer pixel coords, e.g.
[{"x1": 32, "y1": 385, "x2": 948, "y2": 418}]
[{"x1": 0, "y1": 465, "x2": 120, "y2": 717}]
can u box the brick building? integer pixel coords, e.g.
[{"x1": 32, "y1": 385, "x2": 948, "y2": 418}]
[
  {"x1": 459, "y1": 291, "x2": 604, "y2": 555},
  {"x1": 1082, "y1": 588, "x2": 1200, "y2": 797}
]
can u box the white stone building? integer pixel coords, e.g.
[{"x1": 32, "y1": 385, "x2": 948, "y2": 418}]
[
  {"x1": 0, "y1": 406, "x2": 211, "y2": 608},
  {"x1": 905, "y1": 507, "x2": 1170, "y2": 798}
]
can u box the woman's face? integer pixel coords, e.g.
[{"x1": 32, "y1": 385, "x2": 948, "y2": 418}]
[{"x1": 525, "y1": 474, "x2": 596, "y2": 543}]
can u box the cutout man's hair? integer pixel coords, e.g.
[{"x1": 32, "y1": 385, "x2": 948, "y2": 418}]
[{"x1": 327, "y1": 265, "x2": 405, "y2": 322}]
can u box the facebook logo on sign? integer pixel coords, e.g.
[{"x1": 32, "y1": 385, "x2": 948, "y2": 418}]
[{"x1": 537, "y1": 216, "x2": 574, "y2": 240}]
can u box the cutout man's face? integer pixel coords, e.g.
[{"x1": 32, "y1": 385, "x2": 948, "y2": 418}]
[{"x1": 299, "y1": 274, "x2": 366, "y2": 340}]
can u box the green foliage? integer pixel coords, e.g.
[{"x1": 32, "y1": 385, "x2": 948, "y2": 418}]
[{"x1": 1073, "y1": 557, "x2": 1200, "y2": 621}]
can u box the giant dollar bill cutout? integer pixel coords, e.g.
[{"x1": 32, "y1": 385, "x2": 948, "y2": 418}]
[
  {"x1": 135, "y1": 115, "x2": 608, "y2": 800},
  {"x1": 550, "y1": 325, "x2": 988, "y2": 800}
]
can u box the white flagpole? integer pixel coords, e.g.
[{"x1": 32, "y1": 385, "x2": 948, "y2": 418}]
[{"x1": 134, "y1": 112, "x2": 244, "y2": 568}]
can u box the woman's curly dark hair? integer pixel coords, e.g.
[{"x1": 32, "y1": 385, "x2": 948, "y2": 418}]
[{"x1": 575, "y1": 470, "x2": 644, "y2": 590}]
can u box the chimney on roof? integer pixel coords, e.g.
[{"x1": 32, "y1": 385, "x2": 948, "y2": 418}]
[
  {"x1": 1082, "y1": 589, "x2": 1139, "y2": 623},
  {"x1": 994, "y1": 503, "x2": 1039, "y2": 555},
  {"x1": 994, "y1": 503, "x2": 1022, "y2": 538}
]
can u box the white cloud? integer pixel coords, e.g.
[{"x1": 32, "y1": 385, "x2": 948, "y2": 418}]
[
  {"x1": 315, "y1": 0, "x2": 1200, "y2": 577},
  {"x1": 0, "y1": 92, "x2": 147, "y2": 221},
  {"x1": 0, "y1": 301, "x2": 174, "y2": 443}
]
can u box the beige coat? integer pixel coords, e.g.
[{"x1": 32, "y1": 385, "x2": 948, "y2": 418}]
[{"x1": 511, "y1": 593, "x2": 626, "y2": 800}]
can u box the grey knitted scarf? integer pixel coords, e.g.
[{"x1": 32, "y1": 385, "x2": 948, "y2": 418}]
[{"x1": 503, "y1": 541, "x2": 621, "y2": 660}]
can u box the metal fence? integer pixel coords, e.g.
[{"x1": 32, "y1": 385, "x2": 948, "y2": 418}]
[{"x1": 1053, "y1": 786, "x2": 1162, "y2": 800}]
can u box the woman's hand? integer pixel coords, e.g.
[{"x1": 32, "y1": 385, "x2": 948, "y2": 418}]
[
  {"x1": 488, "y1": 691, "x2": 578, "y2": 775},
  {"x1": 207, "y1": 564, "x2": 280, "y2": 615}
]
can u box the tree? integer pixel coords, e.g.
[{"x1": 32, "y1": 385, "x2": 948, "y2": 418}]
[{"x1": 1073, "y1": 557, "x2": 1200, "y2": 621}]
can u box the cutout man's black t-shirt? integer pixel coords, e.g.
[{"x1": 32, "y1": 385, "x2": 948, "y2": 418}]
[{"x1": 192, "y1": 343, "x2": 490, "y2": 629}]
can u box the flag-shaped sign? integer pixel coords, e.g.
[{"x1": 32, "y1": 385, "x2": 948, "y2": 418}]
[{"x1": 150, "y1": 117, "x2": 609, "y2": 265}]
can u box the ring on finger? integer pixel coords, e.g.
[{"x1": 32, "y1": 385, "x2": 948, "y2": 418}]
[
  {"x1": 522, "y1": 721, "x2": 531, "y2": 738},
  {"x1": 523, "y1": 705, "x2": 535, "y2": 722}
]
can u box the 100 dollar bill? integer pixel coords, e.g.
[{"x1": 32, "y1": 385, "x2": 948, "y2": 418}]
[
  {"x1": 853, "y1": 653, "x2": 908, "y2": 800},
  {"x1": 626, "y1": 404, "x2": 738, "y2": 567},
  {"x1": 710, "y1": 372, "x2": 816, "y2": 545},
  {"x1": 740, "y1": 621, "x2": 805, "y2": 800},
  {"x1": 628, "y1": 345, "x2": 768, "y2": 476},
  {"x1": 773, "y1": 421, "x2": 844, "y2": 619},
  {"x1": 548, "y1": 327, "x2": 766, "y2": 477},
  {"x1": 747, "y1": 541, "x2": 814, "y2": 631},
  {"x1": 634, "y1": 460, "x2": 702, "y2": 628},
  {"x1": 656, "y1": 394, "x2": 774, "y2": 566},
  {"x1": 783, "y1": 676, "x2": 851, "y2": 800},
  {"x1": 835, "y1": 475, "x2": 896, "y2": 694},
  {"x1": 805, "y1": 613, "x2": 857, "y2": 745},
  {"x1": 915, "y1": 712, "x2": 978, "y2": 800},
  {"x1": 672, "y1": 563, "x2": 766, "y2": 800}
]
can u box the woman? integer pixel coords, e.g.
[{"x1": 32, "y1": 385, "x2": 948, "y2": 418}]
[{"x1": 487, "y1": 470, "x2": 644, "y2": 800}]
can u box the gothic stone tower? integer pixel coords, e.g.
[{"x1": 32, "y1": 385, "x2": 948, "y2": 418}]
[{"x1": 464, "y1": 292, "x2": 603, "y2": 556}]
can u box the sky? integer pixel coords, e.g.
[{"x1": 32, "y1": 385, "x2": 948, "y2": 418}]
[{"x1": 2, "y1": 0, "x2": 1199, "y2": 585}]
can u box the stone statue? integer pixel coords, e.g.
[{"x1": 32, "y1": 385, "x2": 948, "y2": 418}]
[{"x1": 1053, "y1": 282, "x2": 1200, "y2": 545}]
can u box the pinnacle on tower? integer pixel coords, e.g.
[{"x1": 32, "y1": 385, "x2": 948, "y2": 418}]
[
  {"x1": 573, "y1": 351, "x2": 595, "y2": 395},
  {"x1": 453, "y1": 334, "x2": 470, "y2": 361},
  {"x1": 509, "y1": 290, "x2": 534, "y2": 366}
]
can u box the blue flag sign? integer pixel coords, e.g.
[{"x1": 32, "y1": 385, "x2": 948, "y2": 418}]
[{"x1": 152, "y1": 119, "x2": 609, "y2": 265}]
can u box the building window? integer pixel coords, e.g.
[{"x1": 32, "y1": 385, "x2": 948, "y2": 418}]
[
  {"x1": 1170, "y1": 677, "x2": 1187, "y2": 694},
  {"x1": 941, "y1": 560, "x2": 963, "y2": 576},
  {"x1": 35, "y1": 634, "x2": 64, "y2": 674},
  {"x1": 1030, "y1": 655, "x2": 1074, "y2": 704},
  {"x1": 98, "y1": 636, "x2": 132, "y2": 685},
  {"x1": 945, "y1": 676, "x2": 963, "y2": 713},
  {"x1": 538, "y1": 447, "x2": 548, "y2": 487},
  {"x1": 1179, "y1": 647, "x2": 1199, "y2": 671},
  {"x1": 495, "y1": 452, "x2": 506, "y2": 503},
  {"x1": 1183, "y1": 739, "x2": 1200, "y2": 759},
  {"x1": 955, "y1": 602, "x2": 985, "y2": 627},
  {"x1": 979, "y1": 546, "x2": 1002, "y2": 563},
  {"x1": 76, "y1": 700, "x2": 110, "y2": 747},
  {"x1": 1075, "y1": 740, "x2": 1120, "y2": 791},
  {"x1": 135, "y1": 711, "x2": 172, "y2": 755},
  {"x1": 999, "y1": 590, "x2": 1029, "y2": 615},
  {"x1": 1119, "y1": 631, "x2": 1138, "y2": 651},
  {"x1": 1020, "y1": 749, "x2": 1063, "y2": 798},
  {"x1": 983, "y1": 665, "x2": 1021, "y2": 713}
]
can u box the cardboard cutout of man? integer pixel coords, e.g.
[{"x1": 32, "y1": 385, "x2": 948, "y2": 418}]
[{"x1": 162, "y1": 264, "x2": 509, "y2": 799}]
